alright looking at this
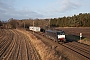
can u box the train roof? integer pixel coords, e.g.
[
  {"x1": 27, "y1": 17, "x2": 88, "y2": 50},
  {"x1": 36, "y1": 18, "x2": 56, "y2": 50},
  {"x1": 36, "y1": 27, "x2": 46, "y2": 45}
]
[{"x1": 46, "y1": 30, "x2": 64, "y2": 33}]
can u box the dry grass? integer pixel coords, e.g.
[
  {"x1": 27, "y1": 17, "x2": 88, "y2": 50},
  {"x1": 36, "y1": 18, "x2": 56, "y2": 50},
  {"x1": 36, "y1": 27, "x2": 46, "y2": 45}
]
[
  {"x1": 16, "y1": 29, "x2": 63, "y2": 60},
  {"x1": 78, "y1": 38, "x2": 90, "y2": 45}
]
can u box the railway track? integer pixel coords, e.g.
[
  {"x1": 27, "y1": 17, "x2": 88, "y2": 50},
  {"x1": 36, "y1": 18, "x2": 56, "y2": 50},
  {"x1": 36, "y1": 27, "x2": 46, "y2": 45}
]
[
  {"x1": 62, "y1": 42, "x2": 90, "y2": 59},
  {"x1": 0, "y1": 29, "x2": 41, "y2": 60},
  {"x1": 32, "y1": 31, "x2": 90, "y2": 60}
]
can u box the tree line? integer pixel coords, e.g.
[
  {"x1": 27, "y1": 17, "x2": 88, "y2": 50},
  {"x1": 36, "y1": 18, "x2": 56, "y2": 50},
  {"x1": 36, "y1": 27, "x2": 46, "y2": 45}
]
[
  {"x1": 50, "y1": 13, "x2": 90, "y2": 27},
  {"x1": 0, "y1": 13, "x2": 90, "y2": 29}
]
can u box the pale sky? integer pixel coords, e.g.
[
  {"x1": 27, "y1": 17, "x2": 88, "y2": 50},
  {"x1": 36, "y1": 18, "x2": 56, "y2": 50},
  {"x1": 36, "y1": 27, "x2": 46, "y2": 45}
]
[{"x1": 0, "y1": 0, "x2": 90, "y2": 21}]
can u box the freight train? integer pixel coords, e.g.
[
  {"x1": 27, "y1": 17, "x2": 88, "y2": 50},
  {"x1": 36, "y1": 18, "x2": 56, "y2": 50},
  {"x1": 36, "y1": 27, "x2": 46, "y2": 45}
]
[
  {"x1": 45, "y1": 30, "x2": 66, "y2": 43},
  {"x1": 29, "y1": 26, "x2": 66, "y2": 43}
]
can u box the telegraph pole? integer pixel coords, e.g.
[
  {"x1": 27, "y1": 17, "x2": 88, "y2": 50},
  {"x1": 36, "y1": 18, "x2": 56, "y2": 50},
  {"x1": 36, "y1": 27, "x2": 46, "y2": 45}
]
[
  {"x1": 49, "y1": 19, "x2": 50, "y2": 29},
  {"x1": 33, "y1": 21, "x2": 34, "y2": 34},
  {"x1": 24, "y1": 22, "x2": 25, "y2": 29}
]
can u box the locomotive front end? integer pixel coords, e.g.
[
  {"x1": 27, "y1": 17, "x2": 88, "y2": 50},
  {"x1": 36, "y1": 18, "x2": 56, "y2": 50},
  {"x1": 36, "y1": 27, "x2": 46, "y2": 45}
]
[{"x1": 57, "y1": 31, "x2": 66, "y2": 42}]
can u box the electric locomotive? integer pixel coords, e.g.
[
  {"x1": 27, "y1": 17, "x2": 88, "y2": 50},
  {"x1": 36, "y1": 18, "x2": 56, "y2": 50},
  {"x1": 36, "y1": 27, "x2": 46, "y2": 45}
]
[{"x1": 45, "y1": 30, "x2": 66, "y2": 43}]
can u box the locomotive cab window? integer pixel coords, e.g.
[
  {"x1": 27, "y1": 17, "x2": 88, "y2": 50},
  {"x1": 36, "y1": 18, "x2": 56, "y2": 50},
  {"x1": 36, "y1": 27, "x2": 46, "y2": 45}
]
[{"x1": 57, "y1": 31, "x2": 65, "y2": 35}]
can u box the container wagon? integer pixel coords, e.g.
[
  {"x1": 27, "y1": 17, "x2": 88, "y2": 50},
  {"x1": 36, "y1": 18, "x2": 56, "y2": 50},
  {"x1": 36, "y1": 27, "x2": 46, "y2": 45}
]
[{"x1": 29, "y1": 26, "x2": 40, "y2": 32}]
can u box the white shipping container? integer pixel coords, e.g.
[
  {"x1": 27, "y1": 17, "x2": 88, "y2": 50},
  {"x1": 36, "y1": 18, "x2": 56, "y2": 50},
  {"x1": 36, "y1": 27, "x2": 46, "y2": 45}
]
[
  {"x1": 29, "y1": 26, "x2": 34, "y2": 31},
  {"x1": 29, "y1": 26, "x2": 40, "y2": 32}
]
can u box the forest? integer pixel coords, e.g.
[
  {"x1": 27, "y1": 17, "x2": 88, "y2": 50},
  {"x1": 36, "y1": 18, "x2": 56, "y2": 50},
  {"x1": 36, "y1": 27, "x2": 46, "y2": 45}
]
[
  {"x1": 0, "y1": 13, "x2": 90, "y2": 29},
  {"x1": 50, "y1": 13, "x2": 90, "y2": 27}
]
